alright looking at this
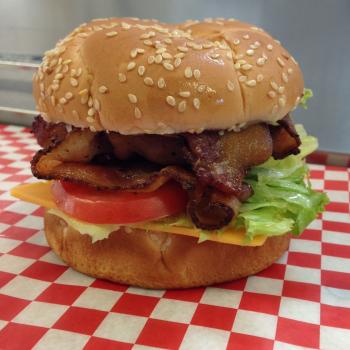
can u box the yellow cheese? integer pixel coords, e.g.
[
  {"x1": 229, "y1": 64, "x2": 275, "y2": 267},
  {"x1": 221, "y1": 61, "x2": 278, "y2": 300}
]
[{"x1": 11, "y1": 182, "x2": 267, "y2": 247}]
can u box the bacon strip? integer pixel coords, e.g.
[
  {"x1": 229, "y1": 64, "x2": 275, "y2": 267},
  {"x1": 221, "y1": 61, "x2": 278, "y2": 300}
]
[
  {"x1": 185, "y1": 124, "x2": 273, "y2": 195},
  {"x1": 270, "y1": 114, "x2": 301, "y2": 159},
  {"x1": 32, "y1": 115, "x2": 67, "y2": 148}
]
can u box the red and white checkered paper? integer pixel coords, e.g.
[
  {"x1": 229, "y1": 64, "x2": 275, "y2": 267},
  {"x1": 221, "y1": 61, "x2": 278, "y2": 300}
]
[{"x1": 0, "y1": 123, "x2": 349, "y2": 350}]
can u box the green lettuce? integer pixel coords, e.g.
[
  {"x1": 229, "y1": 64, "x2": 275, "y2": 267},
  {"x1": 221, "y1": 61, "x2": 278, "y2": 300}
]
[
  {"x1": 300, "y1": 88, "x2": 313, "y2": 109},
  {"x1": 235, "y1": 124, "x2": 329, "y2": 240}
]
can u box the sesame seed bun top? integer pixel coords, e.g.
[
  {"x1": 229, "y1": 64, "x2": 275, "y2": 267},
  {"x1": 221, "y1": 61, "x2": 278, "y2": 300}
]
[{"x1": 33, "y1": 17, "x2": 304, "y2": 134}]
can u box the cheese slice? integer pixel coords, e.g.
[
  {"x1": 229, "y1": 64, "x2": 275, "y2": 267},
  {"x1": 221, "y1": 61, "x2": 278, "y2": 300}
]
[{"x1": 11, "y1": 182, "x2": 267, "y2": 247}]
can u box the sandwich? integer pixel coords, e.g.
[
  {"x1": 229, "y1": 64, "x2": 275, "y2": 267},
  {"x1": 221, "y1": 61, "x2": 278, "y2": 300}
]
[{"x1": 11, "y1": 17, "x2": 328, "y2": 288}]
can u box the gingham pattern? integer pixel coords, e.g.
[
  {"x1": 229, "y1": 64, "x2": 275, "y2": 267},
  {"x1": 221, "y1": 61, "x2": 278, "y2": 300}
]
[{"x1": 0, "y1": 124, "x2": 349, "y2": 350}]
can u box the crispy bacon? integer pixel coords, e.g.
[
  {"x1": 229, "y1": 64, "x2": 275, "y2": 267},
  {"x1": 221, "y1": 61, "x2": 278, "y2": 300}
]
[
  {"x1": 107, "y1": 133, "x2": 187, "y2": 165},
  {"x1": 270, "y1": 115, "x2": 301, "y2": 159},
  {"x1": 185, "y1": 124, "x2": 273, "y2": 195},
  {"x1": 32, "y1": 115, "x2": 67, "y2": 148}
]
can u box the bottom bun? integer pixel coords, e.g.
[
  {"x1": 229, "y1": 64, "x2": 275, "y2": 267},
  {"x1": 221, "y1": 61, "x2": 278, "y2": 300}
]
[{"x1": 44, "y1": 211, "x2": 291, "y2": 289}]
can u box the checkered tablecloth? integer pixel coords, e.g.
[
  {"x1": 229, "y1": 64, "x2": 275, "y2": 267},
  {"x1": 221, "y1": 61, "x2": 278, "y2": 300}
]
[{"x1": 0, "y1": 123, "x2": 349, "y2": 350}]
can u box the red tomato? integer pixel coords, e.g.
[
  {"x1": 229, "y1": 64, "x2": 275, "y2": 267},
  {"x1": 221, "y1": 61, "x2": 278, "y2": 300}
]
[{"x1": 51, "y1": 180, "x2": 188, "y2": 224}]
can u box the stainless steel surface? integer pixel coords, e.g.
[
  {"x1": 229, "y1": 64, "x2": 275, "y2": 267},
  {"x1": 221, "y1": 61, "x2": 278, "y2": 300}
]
[
  {"x1": 0, "y1": 60, "x2": 39, "y2": 70},
  {"x1": 0, "y1": 0, "x2": 349, "y2": 153}
]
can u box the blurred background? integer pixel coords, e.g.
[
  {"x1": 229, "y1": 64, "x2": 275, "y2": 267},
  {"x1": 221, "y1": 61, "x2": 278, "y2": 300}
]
[{"x1": 0, "y1": 0, "x2": 349, "y2": 154}]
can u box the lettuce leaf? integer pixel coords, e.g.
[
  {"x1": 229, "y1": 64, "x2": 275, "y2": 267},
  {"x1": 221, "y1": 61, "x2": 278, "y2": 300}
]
[
  {"x1": 300, "y1": 88, "x2": 313, "y2": 109},
  {"x1": 235, "y1": 124, "x2": 329, "y2": 240}
]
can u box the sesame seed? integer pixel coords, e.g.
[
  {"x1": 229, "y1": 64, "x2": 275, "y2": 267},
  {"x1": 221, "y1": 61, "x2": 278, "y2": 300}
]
[
  {"x1": 227, "y1": 80, "x2": 235, "y2": 91},
  {"x1": 246, "y1": 49, "x2": 254, "y2": 56},
  {"x1": 98, "y1": 85, "x2": 108, "y2": 93},
  {"x1": 88, "y1": 107, "x2": 96, "y2": 116},
  {"x1": 164, "y1": 38, "x2": 172, "y2": 44},
  {"x1": 193, "y1": 98, "x2": 200, "y2": 110},
  {"x1": 88, "y1": 97, "x2": 93, "y2": 107},
  {"x1": 90, "y1": 126, "x2": 97, "y2": 132},
  {"x1": 166, "y1": 95, "x2": 176, "y2": 106},
  {"x1": 163, "y1": 62, "x2": 174, "y2": 71},
  {"x1": 233, "y1": 39, "x2": 240, "y2": 45},
  {"x1": 128, "y1": 93, "x2": 137, "y2": 103},
  {"x1": 174, "y1": 57, "x2": 182, "y2": 67},
  {"x1": 270, "y1": 81, "x2": 279, "y2": 91},
  {"x1": 106, "y1": 31, "x2": 118, "y2": 37},
  {"x1": 134, "y1": 107, "x2": 142, "y2": 119},
  {"x1": 162, "y1": 52, "x2": 172, "y2": 59},
  {"x1": 234, "y1": 63, "x2": 241, "y2": 70},
  {"x1": 193, "y1": 44, "x2": 203, "y2": 50},
  {"x1": 78, "y1": 32, "x2": 89, "y2": 38},
  {"x1": 178, "y1": 46, "x2": 189, "y2": 52},
  {"x1": 291, "y1": 56, "x2": 298, "y2": 65},
  {"x1": 155, "y1": 54, "x2": 163, "y2": 64},
  {"x1": 257, "y1": 57, "x2": 265, "y2": 66},
  {"x1": 76, "y1": 68, "x2": 82, "y2": 77},
  {"x1": 179, "y1": 91, "x2": 191, "y2": 98},
  {"x1": 55, "y1": 73, "x2": 63, "y2": 80},
  {"x1": 184, "y1": 66, "x2": 193, "y2": 78},
  {"x1": 243, "y1": 34, "x2": 250, "y2": 39},
  {"x1": 130, "y1": 49, "x2": 138, "y2": 58},
  {"x1": 70, "y1": 78, "x2": 78, "y2": 87},
  {"x1": 174, "y1": 52, "x2": 185, "y2": 59},
  {"x1": 65, "y1": 92, "x2": 73, "y2": 100},
  {"x1": 178, "y1": 100, "x2": 186, "y2": 112},
  {"x1": 257, "y1": 74, "x2": 264, "y2": 82},
  {"x1": 93, "y1": 98, "x2": 100, "y2": 111},
  {"x1": 268, "y1": 91, "x2": 276, "y2": 98},
  {"x1": 193, "y1": 69, "x2": 201, "y2": 80},
  {"x1": 62, "y1": 65, "x2": 69, "y2": 73},
  {"x1": 86, "y1": 117, "x2": 94, "y2": 123},
  {"x1": 127, "y1": 61, "x2": 136, "y2": 71},
  {"x1": 118, "y1": 73, "x2": 127, "y2": 82},
  {"x1": 148, "y1": 56, "x2": 155, "y2": 64},
  {"x1": 156, "y1": 47, "x2": 167, "y2": 54},
  {"x1": 278, "y1": 86, "x2": 285, "y2": 94},
  {"x1": 138, "y1": 65, "x2": 146, "y2": 76},
  {"x1": 267, "y1": 44, "x2": 273, "y2": 51},
  {"x1": 242, "y1": 64, "x2": 252, "y2": 71},
  {"x1": 279, "y1": 96, "x2": 286, "y2": 107},
  {"x1": 143, "y1": 40, "x2": 152, "y2": 46},
  {"x1": 121, "y1": 22, "x2": 131, "y2": 29},
  {"x1": 144, "y1": 77, "x2": 154, "y2": 86},
  {"x1": 282, "y1": 72, "x2": 289, "y2": 83},
  {"x1": 277, "y1": 57, "x2": 285, "y2": 67},
  {"x1": 287, "y1": 68, "x2": 293, "y2": 75},
  {"x1": 238, "y1": 75, "x2": 247, "y2": 82},
  {"x1": 246, "y1": 79, "x2": 257, "y2": 87},
  {"x1": 155, "y1": 78, "x2": 164, "y2": 90}
]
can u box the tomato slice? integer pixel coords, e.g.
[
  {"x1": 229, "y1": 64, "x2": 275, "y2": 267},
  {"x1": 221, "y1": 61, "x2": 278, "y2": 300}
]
[{"x1": 51, "y1": 180, "x2": 188, "y2": 224}]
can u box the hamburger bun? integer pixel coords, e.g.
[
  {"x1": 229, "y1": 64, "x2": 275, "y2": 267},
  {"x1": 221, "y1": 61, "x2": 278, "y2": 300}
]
[
  {"x1": 45, "y1": 210, "x2": 290, "y2": 289},
  {"x1": 33, "y1": 17, "x2": 304, "y2": 135}
]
